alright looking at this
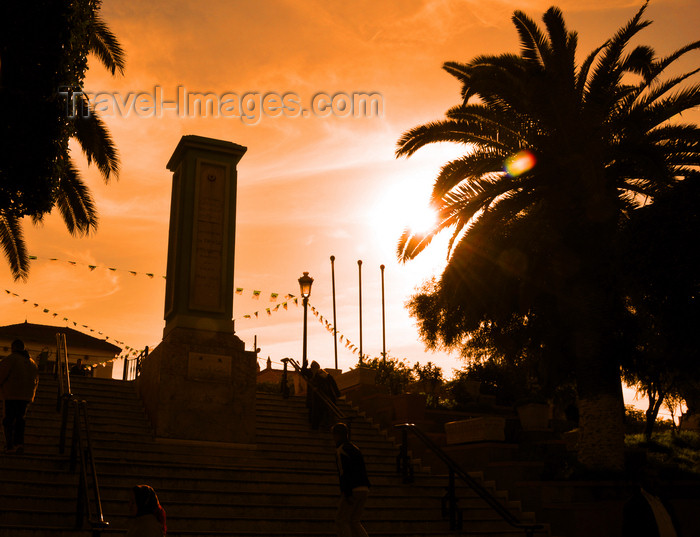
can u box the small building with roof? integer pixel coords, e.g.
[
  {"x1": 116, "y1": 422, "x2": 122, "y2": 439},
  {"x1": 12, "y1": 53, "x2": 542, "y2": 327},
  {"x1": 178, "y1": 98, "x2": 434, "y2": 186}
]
[{"x1": 0, "y1": 321, "x2": 122, "y2": 379}]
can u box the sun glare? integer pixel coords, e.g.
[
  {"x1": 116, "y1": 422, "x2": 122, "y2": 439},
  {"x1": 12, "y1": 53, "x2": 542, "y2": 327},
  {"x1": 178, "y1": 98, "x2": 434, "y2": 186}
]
[
  {"x1": 407, "y1": 204, "x2": 438, "y2": 235},
  {"x1": 370, "y1": 186, "x2": 439, "y2": 248}
]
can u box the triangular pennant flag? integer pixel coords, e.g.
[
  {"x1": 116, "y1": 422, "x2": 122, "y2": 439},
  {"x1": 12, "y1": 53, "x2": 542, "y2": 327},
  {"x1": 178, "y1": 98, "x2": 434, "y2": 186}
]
[
  {"x1": 236, "y1": 288, "x2": 244, "y2": 295},
  {"x1": 252, "y1": 290, "x2": 261, "y2": 299},
  {"x1": 270, "y1": 293, "x2": 278, "y2": 302},
  {"x1": 146, "y1": 273, "x2": 154, "y2": 278},
  {"x1": 69, "y1": 261, "x2": 76, "y2": 265},
  {"x1": 274, "y1": 304, "x2": 280, "y2": 311},
  {"x1": 88, "y1": 265, "x2": 97, "y2": 271},
  {"x1": 243, "y1": 314, "x2": 251, "y2": 319},
  {"x1": 129, "y1": 271, "x2": 137, "y2": 276},
  {"x1": 109, "y1": 268, "x2": 117, "y2": 272},
  {"x1": 29, "y1": 255, "x2": 37, "y2": 260},
  {"x1": 283, "y1": 302, "x2": 288, "y2": 310},
  {"x1": 254, "y1": 311, "x2": 259, "y2": 318},
  {"x1": 43, "y1": 308, "x2": 49, "y2": 313},
  {"x1": 266, "y1": 308, "x2": 271, "y2": 316}
]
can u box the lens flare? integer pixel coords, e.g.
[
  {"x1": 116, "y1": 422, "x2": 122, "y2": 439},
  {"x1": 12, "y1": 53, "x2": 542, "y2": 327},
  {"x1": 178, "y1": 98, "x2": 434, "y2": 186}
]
[{"x1": 504, "y1": 150, "x2": 536, "y2": 177}]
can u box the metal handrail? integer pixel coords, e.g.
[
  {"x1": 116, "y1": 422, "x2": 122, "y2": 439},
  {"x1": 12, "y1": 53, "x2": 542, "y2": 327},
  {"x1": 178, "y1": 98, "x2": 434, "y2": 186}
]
[
  {"x1": 70, "y1": 399, "x2": 108, "y2": 535},
  {"x1": 56, "y1": 333, "x2": 71, "y2": 412},
  {"x1": 54, "y1": 332, "x2": 109, "y2": 535},
  {"x1": 122, "y1": 346, "x2": 149, "y2": 381},
  {"x1": 395, "y1": 423, "x2": 543, "y2": 537},
  {"x1": 281, "y1": 357, "x2": 350, "y2": 425}
]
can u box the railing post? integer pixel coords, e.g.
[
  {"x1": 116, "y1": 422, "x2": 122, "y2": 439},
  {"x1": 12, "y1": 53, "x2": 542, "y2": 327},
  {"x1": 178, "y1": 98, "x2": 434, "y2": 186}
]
[
  {"x1": 442, "y1": 469, "x2": 462, "y2": 530},
  {"x1": 396, "y1": 426, "x2": 414, "y2": 484},
  {"x1": 69, "y1": 401, "x2": 80, "y2": 473},
  {"x1": 75, "y1": 471, "x2": 85, "y2": 529},
  {"x1": 122, "y1": 358, "x2": 129, "y2": 381},
  {"x1": 280, "y1": 359, "x2": 290, "y2": 399},
  {"x1": 82, "y1": 401, "x2": 107, "y2": 531},
  {"x1": 59, "y1": 395, "x2": 71, "y2": 454}
]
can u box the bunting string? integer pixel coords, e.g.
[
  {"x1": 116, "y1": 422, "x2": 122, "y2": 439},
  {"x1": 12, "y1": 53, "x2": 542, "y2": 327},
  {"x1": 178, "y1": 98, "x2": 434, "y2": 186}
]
[
  {"x1": 29, "y1": 255, "x2": 295, "y2": 302},
  {"x1": 4, "y1": 287, "x2": 387, "y2": 371},
  {"x1": 28, "y1": 255, "x2": 164, "y2": 279},
  {"x1": 2, "y1": 289, "x2": 150, "y2": 368}
]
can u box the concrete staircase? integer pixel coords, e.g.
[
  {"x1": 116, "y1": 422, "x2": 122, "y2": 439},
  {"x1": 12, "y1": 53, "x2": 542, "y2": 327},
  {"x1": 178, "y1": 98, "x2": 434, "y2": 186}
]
[{"x1": 0, "y1": 373, "x2": 550, "y2": 536}]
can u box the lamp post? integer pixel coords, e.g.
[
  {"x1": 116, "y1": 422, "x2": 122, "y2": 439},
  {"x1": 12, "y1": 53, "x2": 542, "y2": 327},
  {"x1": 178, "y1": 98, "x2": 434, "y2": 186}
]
[{"x1": 298, "y1": 272, "x2": 314, "y2": 369}]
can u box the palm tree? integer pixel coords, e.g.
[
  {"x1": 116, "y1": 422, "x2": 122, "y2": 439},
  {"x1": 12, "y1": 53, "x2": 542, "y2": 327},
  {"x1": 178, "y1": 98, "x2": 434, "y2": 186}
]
[
  {"x1": 397, "y1": 3, "x2": 699, "y2": 470},
  {"x1": 0, "y1": 2, "x2": 124, "y2": 280}
]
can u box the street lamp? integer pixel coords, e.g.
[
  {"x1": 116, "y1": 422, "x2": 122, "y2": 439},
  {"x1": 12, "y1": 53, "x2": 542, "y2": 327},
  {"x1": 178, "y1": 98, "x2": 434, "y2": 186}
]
[{"x1": 298, "y1": 272, "x2": 314, "y2": 369}]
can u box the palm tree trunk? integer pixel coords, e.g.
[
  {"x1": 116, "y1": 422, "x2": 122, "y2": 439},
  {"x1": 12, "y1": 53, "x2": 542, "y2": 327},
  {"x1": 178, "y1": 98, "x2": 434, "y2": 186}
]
[
  {"x1": 565, "y1": 211, "x2": 627, "y2": 472},
  {"x1": 577, "y1": 391, "x2": 625, "y2": 470}
]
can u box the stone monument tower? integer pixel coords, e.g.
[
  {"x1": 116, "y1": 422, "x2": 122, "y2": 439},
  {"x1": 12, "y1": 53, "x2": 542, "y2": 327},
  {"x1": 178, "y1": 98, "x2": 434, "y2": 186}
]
[{"x1": 137, "y1": 135, "x2": 256, "y2": 445}]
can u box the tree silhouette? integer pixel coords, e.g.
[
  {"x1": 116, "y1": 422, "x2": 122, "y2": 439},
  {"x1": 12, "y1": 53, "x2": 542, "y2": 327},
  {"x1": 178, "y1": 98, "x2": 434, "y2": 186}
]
[
  {"x1": 397, "y1": 3, "x2": 699, "y2": 470},
  {"x1": 0, "y1": 0, "x2": 124, "y2": 280}
]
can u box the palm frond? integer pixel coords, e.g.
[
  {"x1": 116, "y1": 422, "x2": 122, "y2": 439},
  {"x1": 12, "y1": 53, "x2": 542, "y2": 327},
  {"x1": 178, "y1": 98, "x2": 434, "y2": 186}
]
[
  {"x1": 512, "y1": 10, "x2": 550, "y2": 65},
  {"x1": 397, "y1": 227, "x2": 439, "y2": 261},
  {"x1": 432, "y1": 151, "x2": 508, "y2": 199},
  {"x1": 646, "y1": 40, "x2": 700, "y2": 83},
  {"x1": 73, "y1": 94, "x2": 120, "y2": 182},
  {"x1": 542, "y1": 6, "x2": 578, "y2": 86},
  {"x1": 635, "y1": 85, "x2": 700, "y2": 131},
  {"x1": 588, "y1": 2, "x2": 651, "y2": 104},
  {"x1": 630, "y1": 68, "x2": 700, "y2": 112},
  {"x1": 576, "y1": 44, "x2": 607, "y2": 100},
  {"x1": 89, "y1": 15, "x2": 126, "y2": 76},
  {"x1": 55, "y1": 159, "x2": 98, "y2": 236},
  {"x1": 0, "y1": 211, "x2": 29, "y2": 281}
]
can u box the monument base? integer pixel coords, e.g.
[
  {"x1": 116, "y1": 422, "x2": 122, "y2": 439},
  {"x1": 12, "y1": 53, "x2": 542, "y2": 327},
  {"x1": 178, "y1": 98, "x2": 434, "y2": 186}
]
[{"x1": 137, "y1": 326, "x2": 256, "y2": 444}]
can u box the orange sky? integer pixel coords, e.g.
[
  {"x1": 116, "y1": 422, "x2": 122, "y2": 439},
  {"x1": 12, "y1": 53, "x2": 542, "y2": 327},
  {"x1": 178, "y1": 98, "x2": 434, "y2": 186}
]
[{"x1": 1, "y1": 0, "x2": 698, "y2": 413}]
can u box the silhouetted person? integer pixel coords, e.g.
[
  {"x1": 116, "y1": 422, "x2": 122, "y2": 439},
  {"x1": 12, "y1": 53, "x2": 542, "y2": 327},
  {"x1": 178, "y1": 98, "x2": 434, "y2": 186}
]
[
  {"x1": 333, "y1": 422, "x2": 370, "y2": 537},
  {"x1": 0, "y1": 339, "x2": 39, "y2": 454},
  {"x1": 127, "y1": 484, "x2": 167, "y2": 536},
  {"x1": 36, "y1": 347, "x2": 49, "y2": 372},
  {"x1": 71, "y1": 358, "x2": 87, "y2": 376},
  {"x1": 303, "y1": 361, "x2": 341, "y2": 429}
]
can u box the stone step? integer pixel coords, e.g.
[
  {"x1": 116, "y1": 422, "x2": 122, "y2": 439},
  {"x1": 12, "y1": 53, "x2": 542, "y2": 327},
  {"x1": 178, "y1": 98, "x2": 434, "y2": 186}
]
[
  {"x1": 0, "y1": 526, "x2": 492, "y2": 537},
  {"x1": 1, "y1": 487, "x2": 522, "y2": 512},
  {"x1": 4, "y1": 375, "x2": 548, "y2": 537},
  {"x1": 0, "y1": 508, "x2": 529, "y2": 534}
]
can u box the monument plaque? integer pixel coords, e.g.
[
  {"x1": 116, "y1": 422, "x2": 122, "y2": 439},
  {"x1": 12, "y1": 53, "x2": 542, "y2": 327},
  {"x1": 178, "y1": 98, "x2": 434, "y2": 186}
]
[
  {"x1": 190, "y1": 160, "x2": 228, "y2": 312},
  {"x1": 187, "y1": 352, "x2": 232, "y2": 381}
]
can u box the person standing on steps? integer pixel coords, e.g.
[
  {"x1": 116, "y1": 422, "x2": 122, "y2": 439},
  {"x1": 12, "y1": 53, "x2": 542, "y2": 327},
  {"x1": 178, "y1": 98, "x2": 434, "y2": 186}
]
[
  {"x1": 0, "y1": 339, "x2": 39, "y2": 454},
  {"x1": 127, "y1": 484, "x2": 167, "y2": 536},
  {"x1": 333, "y1": 422, "x2": 371, "y2": 537},
  {"x1": 303, "y1": 360, "x2": 341, "y2": 430}
]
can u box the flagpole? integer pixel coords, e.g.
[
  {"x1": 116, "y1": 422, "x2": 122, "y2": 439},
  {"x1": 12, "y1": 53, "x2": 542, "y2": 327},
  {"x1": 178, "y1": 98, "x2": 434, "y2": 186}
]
[
  {"x1": 358, "y1": 259, "x2": 363, "y2": 365},
  {"x1": 330, "y1": 255, "x2": 338, "y2": 370},
  {"x1": 380, "y1": 264, "x2": 386, "y2": 364}
]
